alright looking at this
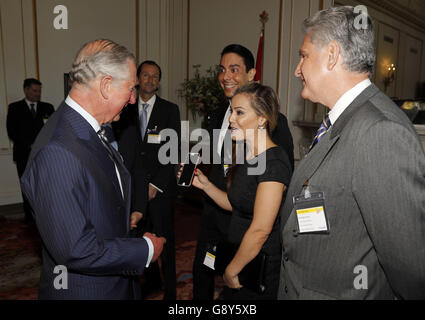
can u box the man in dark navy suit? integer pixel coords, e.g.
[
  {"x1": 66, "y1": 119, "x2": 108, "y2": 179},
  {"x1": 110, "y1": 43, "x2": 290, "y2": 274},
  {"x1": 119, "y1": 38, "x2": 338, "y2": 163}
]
[
  {"x1": 6, "y1": 78, "x2": 54, "y2": 222},
  {"x1": 192, "y1": 44, "x2": 294, "y2": 300},
  {"x1": 114, "y1": 60, "x2": 181, "y2": 300},
  {"x1": 20, "y1": 39, "x2": 165, "y2": 300}
]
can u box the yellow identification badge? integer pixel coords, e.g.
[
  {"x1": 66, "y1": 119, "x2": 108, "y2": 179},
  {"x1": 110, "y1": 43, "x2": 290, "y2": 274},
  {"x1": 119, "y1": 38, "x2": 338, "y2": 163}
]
[
  {"x1": 223, "y1": 164, "x2": 230, "y2": 177},
  {"x1": 203, "y1": 251, "x2": 216, "y2": 270},
  {"x1": 147, "y1": 134, "x2": 161, "y2": 144},
  {"x1": 293, "y1": 191, "x2": 330, "y2": 234}
]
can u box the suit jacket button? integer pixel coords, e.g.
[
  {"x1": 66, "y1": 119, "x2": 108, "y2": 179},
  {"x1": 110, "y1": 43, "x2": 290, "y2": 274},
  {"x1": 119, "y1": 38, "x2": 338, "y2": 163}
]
[
  {"x1": 292, "y1": 230, "x2": 298, "y2": 237},
  {"x1": 140, "y1": 152, "x2": 146, "y2": 156},
  {"x1": 284, "y1": 255, "x2": 289, "y2": 262}
]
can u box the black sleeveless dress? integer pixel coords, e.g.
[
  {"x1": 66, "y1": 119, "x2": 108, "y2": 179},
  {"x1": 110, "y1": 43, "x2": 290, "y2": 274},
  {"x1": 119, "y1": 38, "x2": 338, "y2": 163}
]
[{"x1": 224, "y1": 146, "x2": 292, "y2": 300}]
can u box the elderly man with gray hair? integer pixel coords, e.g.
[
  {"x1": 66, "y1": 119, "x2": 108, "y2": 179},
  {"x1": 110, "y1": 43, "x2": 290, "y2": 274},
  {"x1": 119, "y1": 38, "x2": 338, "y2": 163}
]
[
  {"x1": 279, "y1": 6, "x2": 425, "y2": 299},
  {"x1": 20, "y1": 39, "x2": 166, "y2": 299}
]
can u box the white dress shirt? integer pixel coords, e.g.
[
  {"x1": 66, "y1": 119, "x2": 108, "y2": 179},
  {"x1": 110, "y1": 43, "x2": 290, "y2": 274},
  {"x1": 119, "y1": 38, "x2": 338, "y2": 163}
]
[
  {"x1": 65, "y1": 96, "x2": 124, "y2": 198},
  {"x1": 25, "y1": 99, "x2": 38, "y2": 113},
  {"x1": 218, "y1": 103, "x2": 232, "y2": 158},
  {"x1": 328, "y1": 79, "x2": 372, "y2": 125},
  {"x1": 65, "y1": 95, "x2": 154, "y2": 267},
  {"x1": 138, "y1": 94, "x2": 156, "y2": 125}
]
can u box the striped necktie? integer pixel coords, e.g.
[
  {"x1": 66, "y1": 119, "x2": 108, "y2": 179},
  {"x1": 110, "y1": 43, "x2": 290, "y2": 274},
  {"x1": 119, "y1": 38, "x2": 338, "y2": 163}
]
[
  {"x1": 140, "y1": 103, "x2": 149, "y2": 140},
  {"x1": 97, "y1": 127, "x2": 124, "y2": 198},
  {"x1": 97, "y1": 127, "x2": 123, "y2": 164},
  {"x1": 308, "y1": 115, "x2": 331, "y2": 153}
]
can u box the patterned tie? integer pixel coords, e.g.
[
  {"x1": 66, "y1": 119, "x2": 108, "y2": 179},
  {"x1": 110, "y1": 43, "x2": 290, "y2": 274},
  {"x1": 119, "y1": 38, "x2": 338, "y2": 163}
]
[
  {"x1": 102, "y1": 124, "x2": 119, "y2": 151},
  {"x1": 140, "y1": 103, "x2": 149, "y2": 140},
  {"x1": 97, "y1": 127, "x2": 125, "y2": 198},
  {"x1": 308, "y1": 115, "x2": 331, "y2": 153},
  {"x1": 97, "y1": 127, "x2": 122, "y2": 165},
  {"x1": 30, "y1": 103, "x2": 36, "y2": 117}
]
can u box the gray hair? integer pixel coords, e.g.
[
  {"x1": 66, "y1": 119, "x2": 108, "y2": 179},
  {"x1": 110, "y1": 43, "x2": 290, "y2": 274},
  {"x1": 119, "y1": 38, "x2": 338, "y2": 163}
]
[
  {"x1": 69, "y1": 39, "x2": 136, "y2": 86},
  {"x1": 303, "y1": 6, "x2": 375, "y2": 75}
]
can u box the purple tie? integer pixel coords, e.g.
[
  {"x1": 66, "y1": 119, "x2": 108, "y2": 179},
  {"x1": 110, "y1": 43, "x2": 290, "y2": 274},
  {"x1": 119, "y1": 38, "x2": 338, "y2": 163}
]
[{"x1": 308, "y1": 115, "x2": 331, "y2": 153}]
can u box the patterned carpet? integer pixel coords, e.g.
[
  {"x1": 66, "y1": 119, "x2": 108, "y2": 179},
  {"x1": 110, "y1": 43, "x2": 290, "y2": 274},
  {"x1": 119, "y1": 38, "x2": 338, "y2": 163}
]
[
  {"x1": 0, "y1": 215, "x2": 41, "y2": 300},
  {"x1": 0, "y1": 198, "x2": 224, "y2": 300}
]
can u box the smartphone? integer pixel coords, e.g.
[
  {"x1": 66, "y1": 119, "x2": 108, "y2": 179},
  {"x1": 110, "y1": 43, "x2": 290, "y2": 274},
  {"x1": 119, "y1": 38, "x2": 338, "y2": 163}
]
[{"x1": 178, "y1": 152, "x2": 201, "y2": 187}]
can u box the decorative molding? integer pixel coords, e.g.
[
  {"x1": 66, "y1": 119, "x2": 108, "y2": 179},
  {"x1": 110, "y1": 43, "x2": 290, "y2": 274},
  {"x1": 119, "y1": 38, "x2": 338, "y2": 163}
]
[
  {"x1": 0, "y1": 190, "x2": 22, "y2": 206},
  {"x1": 360, "y1": 0, "x2": 425, "y2": 33},
  {"x1": 0, "y1": 5, "x2": 8, "y2": 109},
  {"x1": 20, "y1": 0, "x2": 27, "y2": 78},
  {"x1": 276, "y1": 0, "x2": 283, "y2": 96},
  {"x1": 135, "y1": 0, "x2": 139, "y2": 63},
  {"x1": 32, "y1": 0, "x2": 39, "y2": 79},
  {"x1": 285, "y1": 0, "x2": 295, "y2": 117},
  {"x1": 185, "y1": 0, "x2": 190, "y2": 120}
]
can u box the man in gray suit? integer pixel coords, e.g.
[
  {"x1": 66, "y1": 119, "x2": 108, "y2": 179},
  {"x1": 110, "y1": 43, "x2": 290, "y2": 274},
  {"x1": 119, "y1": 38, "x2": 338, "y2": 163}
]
[{"x1": 279, "y1": 6, "x2": 425, "y2": 299}]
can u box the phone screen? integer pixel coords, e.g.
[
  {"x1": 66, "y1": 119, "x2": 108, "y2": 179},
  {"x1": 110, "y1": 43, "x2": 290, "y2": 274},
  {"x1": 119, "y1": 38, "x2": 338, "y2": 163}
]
[{"x1": 178, "y1": 153, "x2": 200, "y2": 187}]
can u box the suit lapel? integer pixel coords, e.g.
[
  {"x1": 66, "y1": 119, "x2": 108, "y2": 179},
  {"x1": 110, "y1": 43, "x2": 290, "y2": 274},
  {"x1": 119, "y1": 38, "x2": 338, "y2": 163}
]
[
  {"x1": 20, "y1": 99, "x2": 35, "y2": 121},
  {"x1": 281, "y1": 84, "x2": 380, "y2": 229},
  {"x1": 64, "y1": 105, "x2": 128, "y2": 207},
  {"x1": 135, "y1": 97, "x2": 162, "y2": 143},
  {"x1": 138, "y1": 96, "x2": 163, "y2": 145},
  {"x1": 330, "y1": 84, "x2": 379, "y2": 139},
  {"x1": 295, "y1": 129, "x2": 340, "y2": 186},
  {"x1": 146, "y1": 97, "x2": 162, "y2": 132},
  {"x1": 130, "y1": 102, "x2": 143, "y2": 142}
]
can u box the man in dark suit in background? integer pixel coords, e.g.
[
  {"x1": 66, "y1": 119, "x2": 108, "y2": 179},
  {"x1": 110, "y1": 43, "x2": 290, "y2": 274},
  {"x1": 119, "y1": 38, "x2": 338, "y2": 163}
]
[
  {"x1": 20, "y1": 39, "x2": 165, "y2": 299},
  {"x1": 192, "y1": 44, "x2": 294, "y2": 300},
  {"x1": 114, "y1": 60, "x2": 181, "y2": 300},
  {"x1": 6, "y1": 78, "x2": 55, "y2": 222}
]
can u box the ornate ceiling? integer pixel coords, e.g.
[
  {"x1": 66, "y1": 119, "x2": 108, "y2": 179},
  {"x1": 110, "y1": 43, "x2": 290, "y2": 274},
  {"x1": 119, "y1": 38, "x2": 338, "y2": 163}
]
[{"x1": 361, "y1": 0, "x2": 425, "y2": 32}]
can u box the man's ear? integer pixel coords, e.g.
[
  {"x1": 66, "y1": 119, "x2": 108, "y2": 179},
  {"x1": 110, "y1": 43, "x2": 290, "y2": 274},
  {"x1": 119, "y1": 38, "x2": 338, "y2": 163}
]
[
  {"x1": 248, "y1": 68, "x2": 257, "y2": 82},
  {"x1": 100, "y1": 76, "x2": 113, "y2": 100},
  {"x1": 327, "y1": 41, "x2": 340, "y2": 71}
]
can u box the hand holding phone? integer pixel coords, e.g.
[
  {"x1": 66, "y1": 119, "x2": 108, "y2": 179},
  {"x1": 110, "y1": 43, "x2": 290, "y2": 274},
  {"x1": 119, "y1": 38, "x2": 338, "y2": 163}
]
[{"x1": 177, "y1": 153, "x2": 200, "y2": 187}]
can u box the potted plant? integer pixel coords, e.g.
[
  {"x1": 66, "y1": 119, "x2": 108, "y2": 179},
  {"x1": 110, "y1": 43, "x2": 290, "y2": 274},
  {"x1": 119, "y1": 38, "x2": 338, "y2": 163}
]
[{"x1": 178, "y1": 64, "x2": 227, "y2": 129}]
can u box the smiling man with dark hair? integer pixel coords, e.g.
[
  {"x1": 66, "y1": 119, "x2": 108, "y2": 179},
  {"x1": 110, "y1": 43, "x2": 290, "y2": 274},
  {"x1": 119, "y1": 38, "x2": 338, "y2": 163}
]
[{"x1": 192, "y1": 44, "x2": 294, "y2": 300}]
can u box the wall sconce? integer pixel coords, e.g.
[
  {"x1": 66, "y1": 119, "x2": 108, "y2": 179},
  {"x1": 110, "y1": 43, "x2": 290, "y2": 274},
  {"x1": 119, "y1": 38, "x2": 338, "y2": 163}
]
[{"x1": 383, "y1": 64, "x2": 396, "y2": 92}]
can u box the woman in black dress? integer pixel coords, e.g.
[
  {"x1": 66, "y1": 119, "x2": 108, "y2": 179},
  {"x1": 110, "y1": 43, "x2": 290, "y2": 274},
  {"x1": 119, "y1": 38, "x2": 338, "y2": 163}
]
[{"x1": 188, "y1": 83, "x2": 291, "y2": 299}]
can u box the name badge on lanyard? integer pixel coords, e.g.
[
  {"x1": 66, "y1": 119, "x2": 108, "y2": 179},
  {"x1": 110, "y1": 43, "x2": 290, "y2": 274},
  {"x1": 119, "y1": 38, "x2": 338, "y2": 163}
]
[
  {"x1": 223, "y1": 164, "x2": 230, "y2": 177},
  {"x1": 203, "y1": 244, "x2": 217, "y2": 270},
  {"x1": 147, "y1": 126, "x2": 161, "y2": 144},
  {"x1": 293, "y1": 182, "x2": 330, "y2": 234}
]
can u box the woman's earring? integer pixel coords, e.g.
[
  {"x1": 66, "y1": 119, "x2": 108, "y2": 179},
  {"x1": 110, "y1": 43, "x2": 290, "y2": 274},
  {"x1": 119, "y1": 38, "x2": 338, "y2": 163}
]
[{"x1": 259, "y1": 124, "x2": 265, "y2": 130}]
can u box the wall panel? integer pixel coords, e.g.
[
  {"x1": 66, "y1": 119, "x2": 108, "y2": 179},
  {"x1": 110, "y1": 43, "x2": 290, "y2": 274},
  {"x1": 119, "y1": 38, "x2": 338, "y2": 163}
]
[
  {"x1": 0, "y1": 0, "x2": 29, "y2": 205},
  {"x1": 36, "y1": 0, "x2": 136, "y2": 108},
  {"x1": 375, "y1": 23, "x2": 399, "y2": 97},
  {"x1": 1, "y1": 0, "x2": 424, "y2": 205},
  {"x1": 400, "y1": 35, "x2": 422, "y2": 99},
  {"x1": 188, "y1": 0, "x2": 280, "y2": 129}
]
